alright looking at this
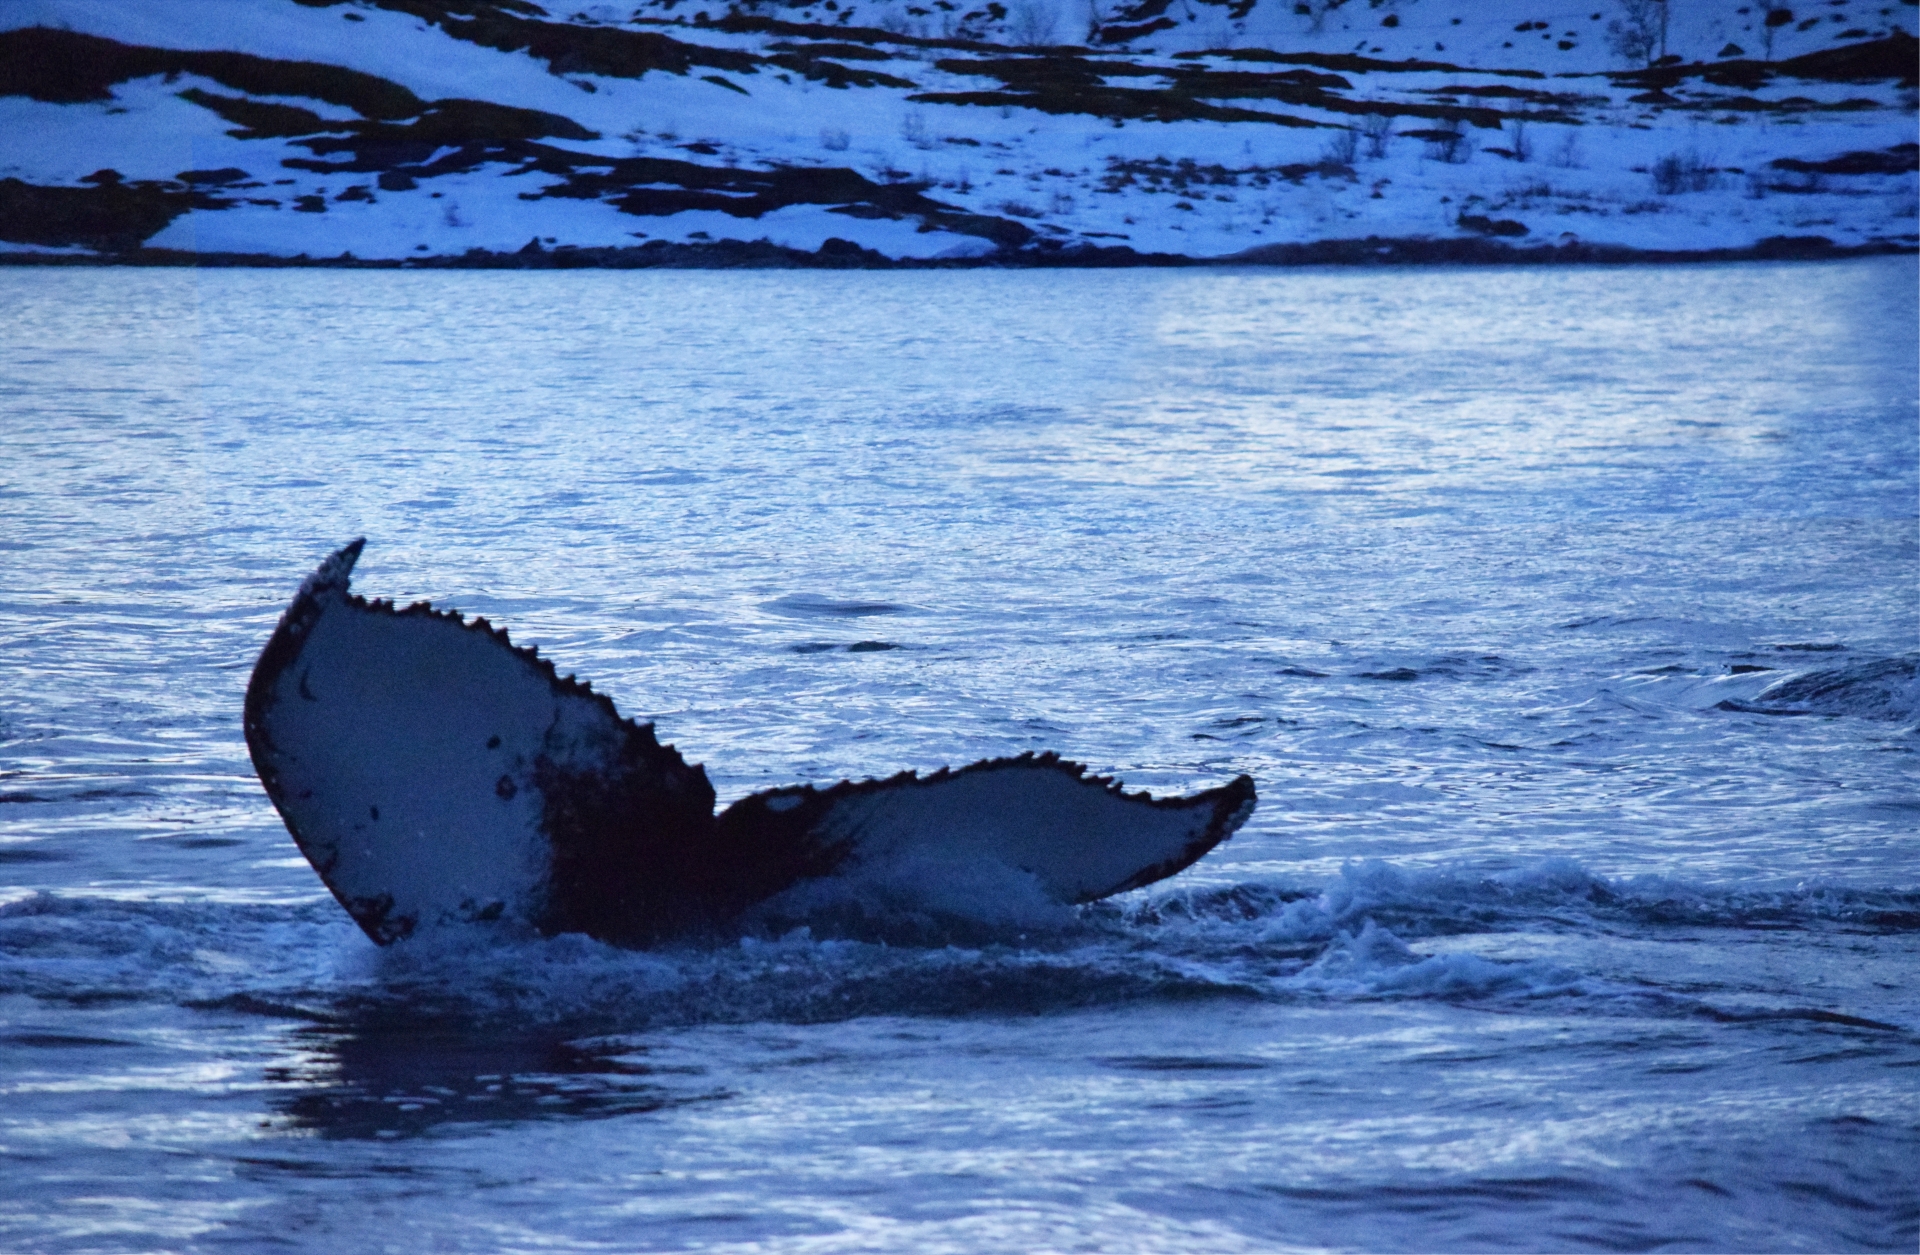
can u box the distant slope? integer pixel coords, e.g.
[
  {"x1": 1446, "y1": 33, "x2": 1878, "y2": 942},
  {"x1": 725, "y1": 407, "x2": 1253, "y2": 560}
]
[{"x1": 1, "y1": 0, "x2": 1913, "y2": 263}]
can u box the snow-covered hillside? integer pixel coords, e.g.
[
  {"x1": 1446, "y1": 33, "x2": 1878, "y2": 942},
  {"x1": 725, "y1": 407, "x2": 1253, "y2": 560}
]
[{"x1": 2, "y1": 0, "x2": 1914, "y2": 264}]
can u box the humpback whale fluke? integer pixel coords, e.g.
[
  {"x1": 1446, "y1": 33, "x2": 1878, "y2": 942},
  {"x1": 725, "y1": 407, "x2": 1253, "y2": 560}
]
[{"x1": 244, "y1": 541, "x2": 1257, "y2": 947}]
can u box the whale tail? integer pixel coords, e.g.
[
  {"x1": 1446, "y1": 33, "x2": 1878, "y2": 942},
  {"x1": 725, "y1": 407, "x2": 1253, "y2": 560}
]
[{"x1": 245, "y1": 541, "x2": 1256, "y2": 947}]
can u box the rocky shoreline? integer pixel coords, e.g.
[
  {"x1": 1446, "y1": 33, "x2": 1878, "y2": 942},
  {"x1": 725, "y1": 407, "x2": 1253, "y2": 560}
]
[{"x1": 1, "y1": 232, "x2": 1906, "y2": 269}]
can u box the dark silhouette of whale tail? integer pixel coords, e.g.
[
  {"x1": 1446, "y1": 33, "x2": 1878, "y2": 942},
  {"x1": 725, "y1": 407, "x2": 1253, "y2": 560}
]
[{"x1": 245, "y1": 541, "x2": 1257, "y2": 947}]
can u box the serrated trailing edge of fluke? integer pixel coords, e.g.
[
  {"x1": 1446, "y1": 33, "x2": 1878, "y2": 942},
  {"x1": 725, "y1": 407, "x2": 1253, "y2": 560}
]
[{"x1": 245, "y1": 536, "x2": 677, "y2": 749}]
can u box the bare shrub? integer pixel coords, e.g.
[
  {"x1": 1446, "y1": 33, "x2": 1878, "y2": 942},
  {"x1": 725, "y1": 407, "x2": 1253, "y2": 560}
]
[
  {"x1": 1650, "y1": 149, "x2": 1718, "y2": 194},
  {"x1": 1505, "y1": 117, "x2": 1533, "y2": 163},
  {"x1": 1085, "y1": 0, "x2": 1107, "y2": 41},
  {"x1": 1294, "y1": 0, "x2": 1343, "y2": 33},
  {"x1": 1649, "y1": 153, "x2": 1684, "y2": 194},
  {"x1": 1423, "y1": 118, "x2": 1472, "y2": 164},
  {"x1": 1361, "y1": 113, "x2": 1394, "y2": 159},
  {"x1": 1550, "y1": 129, "x2": 1583, "y2": 169},
  {"x1": 1323, "y1": 127, "x2": 1360, "y2": 164},
  {"x1": 901, "y1": 112, "x2": 934, "y2": 150}
]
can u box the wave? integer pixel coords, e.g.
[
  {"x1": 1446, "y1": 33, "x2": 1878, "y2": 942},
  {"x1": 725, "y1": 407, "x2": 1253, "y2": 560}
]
[
  {"x1": 10, "y1": 860, "x2": 1914, "y2": 1144},
  {"x1": 1123, "y1": 858, "x2": 1920, "y2": 939},
  {"x1": 1716, "y1": 654, "x2": 1920, "y2": 721},
  {"x1": 5, "y1": 859, "x2": 1913, "y2": 1035}
]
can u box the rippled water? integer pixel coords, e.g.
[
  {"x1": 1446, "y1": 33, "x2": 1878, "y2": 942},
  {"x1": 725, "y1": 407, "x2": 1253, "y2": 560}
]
[{"x1": 1, "y1": 260, "x2": 1916, "y2": 1253}]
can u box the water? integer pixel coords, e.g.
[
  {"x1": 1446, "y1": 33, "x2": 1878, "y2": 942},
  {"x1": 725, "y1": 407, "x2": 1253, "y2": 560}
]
[{"x1": 1, "y1": 260, "x2": 1915, "y2": 1253}]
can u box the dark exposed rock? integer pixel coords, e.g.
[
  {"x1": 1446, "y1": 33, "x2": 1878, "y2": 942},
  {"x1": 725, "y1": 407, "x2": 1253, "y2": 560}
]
[
  {"x1": 1093, "y1": 18, "x2": 1178, "y2": 43},
  {"x1": 1771, "y1": 143, "x2": 1918, "y2": 176},
  {"x1": 766, "y1": 40, "x2": 895, "y2": 62},
  {"x1": 1217, "y1": 234, "x2": 1883, "y2": 266},
  {"x1": 711, "y1": 10, "x2": 1003, "y2": 55},
  {"x1": 1611, "y1": 31, "x2": 1917, "y2": 92},
  {"x1": 1776, "y1": 31, "x2": 1918, "y2": 85},
  {"x1": 176, "y1": 167, "x2": 254, "y2": 186},
  {"x1": 0, "y1": 176, "x2": 222, "y2": 250},
  {"x1": 765, "y1": 52, "x2": 916, "y2": 89},
  {"x1": 1100, "y1": 155, "x2": 1352, "y2": 192},
  {"x1": 0, "y1": 26, "x2": 422, "y2": 117},
  {"x1": 178, "y1": 87, "x2": 339, "y2": 138},
  {"x1": 1457, "y1": 214, "x2": 1528, "y2": 237},
  {"x1": 292, "y1": 0, "x2": 762, "y2": 80},
  {"x1": 513, "y1": 152, "x2": 1032, "y2": 247},
  {"x1": 3, "y1": 27, "x2": 603, "y2": 202},
  {"x1": 1176, "y1": 46, "x2": 1546, "y2": 80},
  {"x1": 1418, "y1": 82, "x2": 1600, "y2": 106},
  {"x1": 921, "y1": 53, "x2": 1507, "y2": 128}
]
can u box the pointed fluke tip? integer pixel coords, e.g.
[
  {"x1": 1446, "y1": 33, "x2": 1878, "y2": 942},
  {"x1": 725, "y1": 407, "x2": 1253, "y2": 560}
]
[{"x1": 300, "y1": 538, "x2": 367, "y2": 599}]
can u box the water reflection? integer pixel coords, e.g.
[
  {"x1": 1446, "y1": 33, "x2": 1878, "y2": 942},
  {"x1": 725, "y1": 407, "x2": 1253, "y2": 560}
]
[{"x1": 266, "y1": 1017, "x2": 728, "y2": 1141}]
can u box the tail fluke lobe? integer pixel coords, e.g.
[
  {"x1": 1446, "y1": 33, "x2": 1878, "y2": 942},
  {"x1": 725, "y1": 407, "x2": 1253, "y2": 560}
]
[
  {"x1": 719, "y1": 755, "x2": 1255, "y2": 906},
  {"x1": 244, "y1": 540, "x2": 718, "y2": 945}
]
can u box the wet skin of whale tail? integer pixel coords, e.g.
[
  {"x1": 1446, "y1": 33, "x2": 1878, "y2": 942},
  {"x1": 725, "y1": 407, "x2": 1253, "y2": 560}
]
[{"x1": 243, "y1": 541, "x2": 1258, "y2": 947}]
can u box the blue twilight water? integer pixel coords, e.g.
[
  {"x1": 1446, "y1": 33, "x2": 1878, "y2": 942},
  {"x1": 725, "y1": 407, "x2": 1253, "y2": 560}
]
[{"x1": 0, "y1": 260, "x2": 1915, "y2": 1253}]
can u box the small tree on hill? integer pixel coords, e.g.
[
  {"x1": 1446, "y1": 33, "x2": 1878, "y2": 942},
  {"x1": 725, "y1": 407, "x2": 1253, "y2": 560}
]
[
  {"x1": 1361, "y1": 113, "x2": 1394, "y2": 159},
  {"x1": 1607, "y1": 0, "x2": 1669, "y2": 67},
  {"x1": 1009, "y1": 0, "x2": 1057, "y2": 47},
  {"x1": 1294, "y1": 0, "x2": 1347, "y2": 34},
  {"x1": 1758, "y1": 2, "x2": 1794, "y2": 60}
]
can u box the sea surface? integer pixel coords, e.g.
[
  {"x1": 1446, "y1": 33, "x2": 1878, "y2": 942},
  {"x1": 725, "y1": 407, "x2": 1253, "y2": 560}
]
[{"x1": 0, "y1": 259, "x2": 1915, "y2": 1253}]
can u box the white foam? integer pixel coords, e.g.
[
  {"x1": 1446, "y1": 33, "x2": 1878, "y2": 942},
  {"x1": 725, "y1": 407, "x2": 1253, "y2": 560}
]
[{"x1": 1287, "y1": 918, "x2": 1589, "y2": 999}]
